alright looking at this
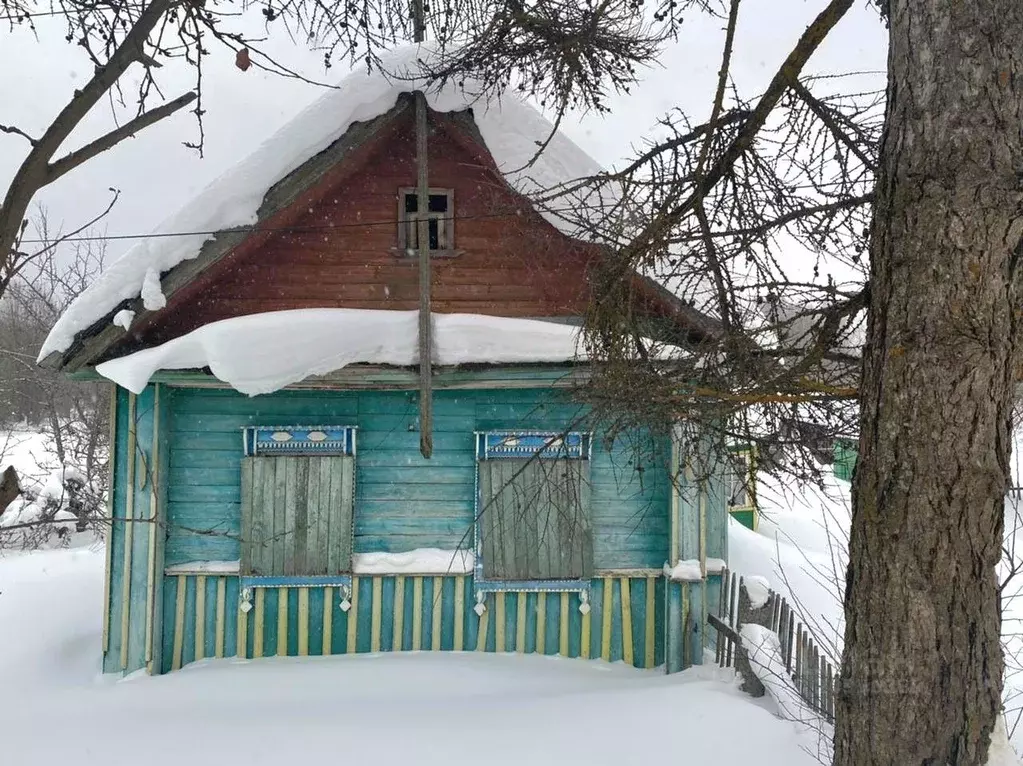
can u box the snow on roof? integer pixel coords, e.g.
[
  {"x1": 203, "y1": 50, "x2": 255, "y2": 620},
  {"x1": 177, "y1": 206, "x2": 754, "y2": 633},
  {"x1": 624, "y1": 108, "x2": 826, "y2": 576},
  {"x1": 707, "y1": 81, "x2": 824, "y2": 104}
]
[
  {"x1": 95, "y1": 309, "x2": 685, "y2": 396},
  {"x1": 94, "y1": 309, "x2": 586, "y2": 395},
  {"x1": 40, "y1": 44, "x2": 605, "y2": 362}
]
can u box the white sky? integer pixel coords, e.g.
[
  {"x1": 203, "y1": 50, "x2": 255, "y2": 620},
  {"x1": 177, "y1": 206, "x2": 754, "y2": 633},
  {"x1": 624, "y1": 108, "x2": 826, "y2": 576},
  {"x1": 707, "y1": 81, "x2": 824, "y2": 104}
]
[{"x1": 0, "y1": 1, "x2": 887, "y2": 271}]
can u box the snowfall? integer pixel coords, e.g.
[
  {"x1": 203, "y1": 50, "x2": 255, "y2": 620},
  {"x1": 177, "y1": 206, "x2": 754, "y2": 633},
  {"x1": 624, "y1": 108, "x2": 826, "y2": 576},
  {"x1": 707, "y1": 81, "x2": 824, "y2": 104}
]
[{"x1": 2, "y1": 431, "x2": 1022, "y2": 765}]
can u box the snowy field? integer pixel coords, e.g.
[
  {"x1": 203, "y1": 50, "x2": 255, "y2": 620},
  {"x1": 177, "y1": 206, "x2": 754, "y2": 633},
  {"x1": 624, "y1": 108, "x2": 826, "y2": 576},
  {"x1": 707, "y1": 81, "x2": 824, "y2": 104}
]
[
  {"x1": 3, "y1": 429, "x2": 1022, "y2": 763},
  {"x1": 0, "y1": 546, "x2": 824, "y2": 766}
]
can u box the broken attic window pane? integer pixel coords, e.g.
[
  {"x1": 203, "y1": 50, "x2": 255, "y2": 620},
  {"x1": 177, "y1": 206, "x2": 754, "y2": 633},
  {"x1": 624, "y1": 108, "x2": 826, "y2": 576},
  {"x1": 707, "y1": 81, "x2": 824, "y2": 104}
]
[{"x1": 400, "y1": 189, "x2": 453, "y2": 252}]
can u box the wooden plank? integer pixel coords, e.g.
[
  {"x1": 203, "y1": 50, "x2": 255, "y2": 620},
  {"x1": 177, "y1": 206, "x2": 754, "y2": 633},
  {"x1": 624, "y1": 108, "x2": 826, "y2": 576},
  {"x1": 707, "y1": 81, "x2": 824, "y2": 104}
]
[
  {"x1": 194, "y1": 575, "x2": 207, "y2": 662},
  {"x1": 248, "y1": 458, "x2": 266, "y2": 575},
  {"x1": 601, "y1": 577, "x2": 613, "y2": 662},
  {"x1": 171, "y1": 575, "x2": 186, "y2": 671},
  {"x1": 393, "y1": 576, "x2": 406, "y2": 651},
  {"x1": 261, "y1": 457, "x2": 277, "y2": 575},
  {"x1": 305, "y1": 458, "x2": 323, "y2": 574},
  {"x1": 215, "y1": 578, "x2": 226, "y2": 658},
  {"x1": 453, "y1": 577, "x2": 465, "y2": 651},
  {"x1": 581, "y1": 605, "x2": 591, "y2": 659},
  {"x1": 371, "y1": 577, "x2": 383, "y2": 652},
  {"x1": 120, "y1": 393, "x2": 137, "y2": 670},
  {"x1": 240, "y1": 458, "x2": 253, "y2": 574},
  {"x1": 536, "y1": 593, "x2": 547, "y2": 654},
  {"x1": 322, "y1": 586, "x2": 334, "y2": 655},
  {"x1": 298, "y1": 587, "x2": 310, "y2": 656},
  {"x1": 318, "y1": 456, "x2": 333, "y2": 575},
  {"x1": 516, "y1": 593, "x2": 527, "y2": 653},
  {"x1": 645, "y1": 576, "x2": 656, "y2": 669},
  {"x1": 346, "y1": 578, "x2": 360, "y2": 653},
  {"x1": 495, "y1": 592, "x2": 506, "y2": 652},
  {"x1": 620, "y1": 578, "x2": 634, "y2": 666},
  {"x1": 339, "y1": 456, "x2": 355, "y2": 572},
  {"x1": 273, "y1": 458, "x2": 288, "y2": 574},
  {"x1": 726, "y1": 573, "x2": 739, "y2": 667},
  {"x1": 431, "y1": 577, "x2": 443, "y2": 650},
  {"x1": 144, "y1": 384, "x2": 163, "y2": 672},
  {"x1": 237, "y1": 590, "x2": 249, "y2": 659},
  {"x1": 294, "y1": 458, "x2": 310, "y2": 574},
  {"x1": 412, "y1": 577, "x2": 423, "y2": 651},
  {"x1": 559, "y1": 592, "x2": 570, "y2": 657},
  {"x1": 283, "y1": 458, "x2": 298, "y2": 575},
  {"x1": 254, "y1": 588, "x2": 266, "y2": 658},
  {"x1": 476, "y1": 597, "x2": 490, "y2": 651},
  {"x1": 101, "y1": 383, "x2": 118, "y2": 655},
  {"x1": 534, "y1": 464, "x2": 559, "y2": 580},
  {"x1": 277, "y1": 588, "x2": 289, "y2": 656}
]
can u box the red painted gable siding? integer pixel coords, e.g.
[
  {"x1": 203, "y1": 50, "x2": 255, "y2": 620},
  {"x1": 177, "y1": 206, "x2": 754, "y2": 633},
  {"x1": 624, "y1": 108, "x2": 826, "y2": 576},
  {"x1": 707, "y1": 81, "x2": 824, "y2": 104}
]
[{"x1": 136, "y1": 110, "x2": 603, "y2": 349}]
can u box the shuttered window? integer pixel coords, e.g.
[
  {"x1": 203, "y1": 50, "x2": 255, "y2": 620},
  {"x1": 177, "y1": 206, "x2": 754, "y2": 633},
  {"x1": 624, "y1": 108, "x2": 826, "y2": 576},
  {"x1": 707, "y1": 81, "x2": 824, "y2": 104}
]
[
  {"x1": 240, "y1": 427, "x2": 356, "y2": 577},
  {"x1": 476, "y1": 432, "x2": 593, "y2": 583}
]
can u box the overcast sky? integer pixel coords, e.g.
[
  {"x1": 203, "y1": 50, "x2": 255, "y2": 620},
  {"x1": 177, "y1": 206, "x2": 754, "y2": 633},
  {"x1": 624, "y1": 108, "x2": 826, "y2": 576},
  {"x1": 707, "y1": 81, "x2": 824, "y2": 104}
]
[{"x1": 0, "y1": 1, "x2": 887, "y2": 269}]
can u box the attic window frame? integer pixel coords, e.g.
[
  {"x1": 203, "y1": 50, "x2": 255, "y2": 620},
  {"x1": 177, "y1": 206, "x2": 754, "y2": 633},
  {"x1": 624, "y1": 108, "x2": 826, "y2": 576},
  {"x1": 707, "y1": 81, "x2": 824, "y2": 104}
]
[{"x1": 397, "y1": 187, "x2": 457, "y2": 255}]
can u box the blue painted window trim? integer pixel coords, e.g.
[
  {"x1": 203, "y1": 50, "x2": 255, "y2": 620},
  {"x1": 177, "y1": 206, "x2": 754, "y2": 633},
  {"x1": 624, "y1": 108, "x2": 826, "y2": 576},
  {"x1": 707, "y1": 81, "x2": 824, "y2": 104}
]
[
  {"x1": 475, "y1": 430, "x2": 591, "y2": 460},
  {"x1": 240, "y1": 574, "x2": 353, "y2": 589},
  {"x1": 242, "y1": 425, "x2": 357, "y2": 457},
  {"x1": 473, "y1": 430, "x2": 593, "y2": 597},
  {"x1": 473, "y1": 577, "x2": 591, "y2": 594}
]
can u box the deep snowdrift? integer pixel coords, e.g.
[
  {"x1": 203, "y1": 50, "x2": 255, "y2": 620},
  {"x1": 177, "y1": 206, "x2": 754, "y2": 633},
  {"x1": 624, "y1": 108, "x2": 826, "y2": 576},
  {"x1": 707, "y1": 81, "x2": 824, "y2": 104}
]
[{"x1": 0, "y1": 547, "x2": 823, "y2": 766}]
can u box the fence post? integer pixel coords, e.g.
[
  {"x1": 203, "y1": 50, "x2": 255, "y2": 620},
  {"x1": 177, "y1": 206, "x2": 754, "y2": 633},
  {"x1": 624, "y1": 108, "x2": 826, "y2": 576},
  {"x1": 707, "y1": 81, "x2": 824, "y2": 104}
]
[{"x1": 732, "y1": 580, "x2": 775, "y2": 697}]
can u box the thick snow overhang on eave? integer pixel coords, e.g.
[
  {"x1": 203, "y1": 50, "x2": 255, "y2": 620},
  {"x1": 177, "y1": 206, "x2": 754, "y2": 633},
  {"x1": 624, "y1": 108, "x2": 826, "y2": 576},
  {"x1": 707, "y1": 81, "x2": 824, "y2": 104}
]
[{"x1": 90, "y1": 309, "x2": 690, "y2": 397}]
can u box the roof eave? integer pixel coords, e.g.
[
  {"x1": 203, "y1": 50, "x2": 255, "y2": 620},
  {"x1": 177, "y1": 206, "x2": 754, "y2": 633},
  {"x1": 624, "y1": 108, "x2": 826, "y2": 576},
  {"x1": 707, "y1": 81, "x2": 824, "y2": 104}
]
[{"x1": 51, "y1": 98, "x2": 415, "y2": 374}]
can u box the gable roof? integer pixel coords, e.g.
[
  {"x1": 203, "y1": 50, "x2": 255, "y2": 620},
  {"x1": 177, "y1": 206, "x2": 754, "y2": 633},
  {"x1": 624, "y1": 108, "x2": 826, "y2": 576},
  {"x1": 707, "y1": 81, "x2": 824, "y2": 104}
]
[{"x1": 40, "y1": 44, "x2": 719, "y2": 373}]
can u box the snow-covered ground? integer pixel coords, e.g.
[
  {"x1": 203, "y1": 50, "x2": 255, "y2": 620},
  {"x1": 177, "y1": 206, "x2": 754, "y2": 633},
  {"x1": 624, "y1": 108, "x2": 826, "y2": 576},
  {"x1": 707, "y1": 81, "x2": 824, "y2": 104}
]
[
  {"x1": 737, "y1": 468, "x2": 1023, "y2": 762},
  {"x1": 0, "y1": 546, "x2": 824, "y2": 766}
]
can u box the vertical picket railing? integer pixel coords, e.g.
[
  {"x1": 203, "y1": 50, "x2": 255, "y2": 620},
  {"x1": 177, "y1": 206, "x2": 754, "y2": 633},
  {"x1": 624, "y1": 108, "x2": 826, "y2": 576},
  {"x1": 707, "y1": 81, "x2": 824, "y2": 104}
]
[{"x1": 714, "y1": 568, "x2": 836, "y2": 723}]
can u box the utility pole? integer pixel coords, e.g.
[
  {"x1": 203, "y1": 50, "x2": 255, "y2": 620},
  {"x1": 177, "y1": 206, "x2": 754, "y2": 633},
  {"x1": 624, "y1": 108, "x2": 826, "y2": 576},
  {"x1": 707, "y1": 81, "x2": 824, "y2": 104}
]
[{"x1": 412, "y1": 0, "x2": 433, "y2": 458}]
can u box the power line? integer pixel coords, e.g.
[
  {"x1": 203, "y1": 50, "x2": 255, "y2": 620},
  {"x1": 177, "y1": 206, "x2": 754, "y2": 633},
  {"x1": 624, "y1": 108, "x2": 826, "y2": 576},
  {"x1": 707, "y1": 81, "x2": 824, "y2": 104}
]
[{"x1": 16, "y1": 206, "x2": 585, "y2": 245}]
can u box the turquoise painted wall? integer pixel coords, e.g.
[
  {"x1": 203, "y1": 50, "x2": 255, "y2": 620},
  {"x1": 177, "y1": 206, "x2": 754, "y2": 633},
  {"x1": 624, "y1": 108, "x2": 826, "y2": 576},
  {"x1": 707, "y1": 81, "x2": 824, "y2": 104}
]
[
  {"x1": 101, "y1": 376, "x2": 733, "y2": 676},
  {"x1": 163, "y1": 386, "x2": 672, "y2": 570}
]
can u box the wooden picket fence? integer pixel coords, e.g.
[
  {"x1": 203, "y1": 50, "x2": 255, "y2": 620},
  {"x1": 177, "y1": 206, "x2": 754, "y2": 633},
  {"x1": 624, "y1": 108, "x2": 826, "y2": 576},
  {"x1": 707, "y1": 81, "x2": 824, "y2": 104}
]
[{"x1": 711, "y1": 568, "x2": 836, "y2": 723}]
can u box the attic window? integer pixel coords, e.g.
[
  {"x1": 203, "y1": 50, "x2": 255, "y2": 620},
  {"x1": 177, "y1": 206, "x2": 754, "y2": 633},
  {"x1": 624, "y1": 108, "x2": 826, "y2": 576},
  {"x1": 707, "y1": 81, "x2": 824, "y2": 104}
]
[{"x1": 399, "y1": 187, "x2": 454, "y2": 253}]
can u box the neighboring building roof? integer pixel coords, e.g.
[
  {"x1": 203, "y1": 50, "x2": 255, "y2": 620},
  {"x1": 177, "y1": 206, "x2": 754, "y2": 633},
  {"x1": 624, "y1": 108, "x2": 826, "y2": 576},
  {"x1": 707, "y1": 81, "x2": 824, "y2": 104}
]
[{"x1": 39, "y1": 44, "x2": 720, "y2": 374}]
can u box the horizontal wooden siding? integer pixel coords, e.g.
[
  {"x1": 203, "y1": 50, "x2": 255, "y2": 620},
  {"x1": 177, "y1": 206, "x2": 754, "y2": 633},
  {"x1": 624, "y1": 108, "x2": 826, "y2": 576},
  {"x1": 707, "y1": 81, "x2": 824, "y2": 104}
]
[{"x1": 165, "y1": 386, "x2": 670, "y2": 570}]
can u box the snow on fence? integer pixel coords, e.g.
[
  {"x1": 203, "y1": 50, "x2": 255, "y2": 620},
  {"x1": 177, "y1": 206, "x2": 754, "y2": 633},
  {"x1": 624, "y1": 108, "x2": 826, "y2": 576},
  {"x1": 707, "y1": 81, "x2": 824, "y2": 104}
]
[{"x1": 710, "y1": 568, "x2": 836, "y2": 723}]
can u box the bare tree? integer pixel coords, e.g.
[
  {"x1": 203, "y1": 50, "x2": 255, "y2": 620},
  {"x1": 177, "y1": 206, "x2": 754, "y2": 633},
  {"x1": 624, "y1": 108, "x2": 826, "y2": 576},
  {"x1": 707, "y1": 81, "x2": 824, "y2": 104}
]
[{"x1": 0, "y1": 210, "x2": 111, "y2": 541}]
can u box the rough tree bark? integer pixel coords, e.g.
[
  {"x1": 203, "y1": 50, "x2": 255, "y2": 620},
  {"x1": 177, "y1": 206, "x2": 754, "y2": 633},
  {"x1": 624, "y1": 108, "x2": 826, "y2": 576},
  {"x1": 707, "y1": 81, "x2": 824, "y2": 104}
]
[{"x1": 834, "y1": 2, "x2": 1023, "y2": 764}]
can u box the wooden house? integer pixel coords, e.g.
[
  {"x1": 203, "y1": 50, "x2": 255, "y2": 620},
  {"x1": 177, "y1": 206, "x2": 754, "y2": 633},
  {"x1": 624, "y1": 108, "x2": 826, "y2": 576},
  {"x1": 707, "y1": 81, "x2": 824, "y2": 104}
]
[{"x1": 40, "y1": 46, "x2": 730, "y2": 676}]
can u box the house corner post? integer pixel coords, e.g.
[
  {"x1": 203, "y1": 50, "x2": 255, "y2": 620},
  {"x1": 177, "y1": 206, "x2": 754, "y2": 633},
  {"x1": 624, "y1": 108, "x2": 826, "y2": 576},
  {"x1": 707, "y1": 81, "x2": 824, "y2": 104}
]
[
  {"x1": 110, "y1": 383, "x2": 166, "y2": 675},
  {"x1": 146, "y1": 384, "x2": 170, "y2": 674}
]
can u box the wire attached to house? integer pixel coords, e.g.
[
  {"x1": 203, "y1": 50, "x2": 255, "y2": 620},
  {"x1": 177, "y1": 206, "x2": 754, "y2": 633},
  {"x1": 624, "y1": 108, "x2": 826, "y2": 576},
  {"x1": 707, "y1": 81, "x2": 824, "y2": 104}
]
[{"x1": 15, "y1": 206, "x2": 584, "y2": 245}]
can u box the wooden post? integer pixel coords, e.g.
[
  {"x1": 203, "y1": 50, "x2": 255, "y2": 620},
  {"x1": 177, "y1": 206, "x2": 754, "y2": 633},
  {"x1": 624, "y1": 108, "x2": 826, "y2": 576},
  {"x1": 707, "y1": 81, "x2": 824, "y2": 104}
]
[
  {"x1": 731, "y1": 578, "x2": 767, "y2": 698},
  {"x1": 412, "y1": 0, "x2": 433, "y2": 458}
]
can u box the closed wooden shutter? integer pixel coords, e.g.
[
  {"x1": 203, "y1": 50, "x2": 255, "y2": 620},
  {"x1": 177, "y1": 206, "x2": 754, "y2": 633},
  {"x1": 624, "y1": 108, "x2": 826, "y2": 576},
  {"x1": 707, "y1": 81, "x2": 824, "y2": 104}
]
[
  {"x1": 240, "y1": 455, "x2": 354, "y2": 576},
  {"x1": 479, "y1": 458, "x2": 592, "y2": 580}
]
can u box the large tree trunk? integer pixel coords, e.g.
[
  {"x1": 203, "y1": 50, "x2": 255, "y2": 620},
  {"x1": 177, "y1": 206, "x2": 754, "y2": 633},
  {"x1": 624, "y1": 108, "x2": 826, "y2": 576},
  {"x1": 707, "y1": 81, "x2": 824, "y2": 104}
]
[{"x1": 833, "y1": 2, "x2": 1023, "y2": 764}]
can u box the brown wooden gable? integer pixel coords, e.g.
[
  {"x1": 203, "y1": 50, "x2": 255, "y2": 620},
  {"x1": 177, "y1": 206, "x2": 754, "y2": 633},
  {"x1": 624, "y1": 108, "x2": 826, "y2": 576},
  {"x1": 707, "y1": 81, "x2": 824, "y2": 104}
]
[
  {"x1": 104, "y1": 107, "x2": 610, "y2": 359},
  {"x1": 68, "y1": 96, "x2": 716, "y2": 368}
]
